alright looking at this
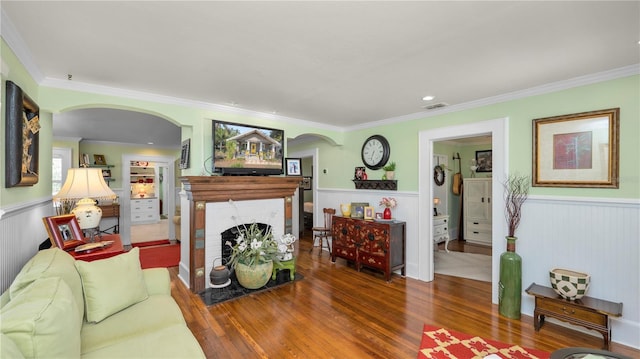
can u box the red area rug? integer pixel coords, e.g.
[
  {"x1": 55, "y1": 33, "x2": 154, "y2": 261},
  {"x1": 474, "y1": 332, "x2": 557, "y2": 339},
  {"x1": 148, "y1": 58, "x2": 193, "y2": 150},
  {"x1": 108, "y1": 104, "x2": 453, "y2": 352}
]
[
  {"x1": 418, "y1": 325, "x2": 549, "y2": 359},
  {"x1": 139, "y1": 244, "x2": 180, "y2": 269},
  {"x1": 132, "y1": 239, "x2": 170, "y2": 248}
]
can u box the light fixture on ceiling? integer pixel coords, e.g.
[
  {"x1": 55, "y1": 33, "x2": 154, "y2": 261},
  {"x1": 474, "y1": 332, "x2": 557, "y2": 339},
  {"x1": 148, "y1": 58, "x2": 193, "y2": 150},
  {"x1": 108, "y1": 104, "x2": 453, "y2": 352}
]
[
  {"x1": 147, "y1": 142, "x2": 154, "y2": 145},
  {"x1": 422, "y1": 95, "x2": 435, "y2": 101}
]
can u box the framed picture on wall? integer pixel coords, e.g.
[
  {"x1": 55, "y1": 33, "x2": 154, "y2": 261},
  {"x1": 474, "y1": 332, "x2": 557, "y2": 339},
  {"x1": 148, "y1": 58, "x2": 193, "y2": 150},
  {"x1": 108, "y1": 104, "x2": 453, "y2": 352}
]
[
  {"x1": 533, "y1": 108, "x2": 619, "y2": 188},
  {"x1": 5, "y1": 81, "x2": 40, "y2": 187},
  {"x1": 475, "y1": 150, "x2": 492, "y2": 172},
  {"x1": 180, "y1": 139, "x2": 190, "y2": 169},
  {"x1": 285, "y1": 158, "x2": 302, "y2": 176},
  {"x1": 94, "y1": 154, "x2": 107, "y2": 166}
]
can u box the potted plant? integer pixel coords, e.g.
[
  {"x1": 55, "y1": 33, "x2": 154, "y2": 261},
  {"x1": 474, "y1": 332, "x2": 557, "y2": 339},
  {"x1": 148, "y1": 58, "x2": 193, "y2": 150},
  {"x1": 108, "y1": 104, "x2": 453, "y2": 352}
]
[
  {"x1": 499, "y1": 174, "x2": 530, "y2": 319},
  {"x1": 382, "y1": 161, "x2": 396, "y2": 180},
  {"x1": 226, "y1": 223, "x2": 280, "y2": 289}
]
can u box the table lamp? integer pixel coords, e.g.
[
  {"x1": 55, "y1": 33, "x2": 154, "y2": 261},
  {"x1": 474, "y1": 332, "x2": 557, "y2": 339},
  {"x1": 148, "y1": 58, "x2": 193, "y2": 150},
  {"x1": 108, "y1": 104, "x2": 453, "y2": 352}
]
[
  {"x1": 433, "y1": 197, "x2": 440, "y2": 216},
  {"x1": 53, "y1": 168, "x2": 117, "y2": 241}
]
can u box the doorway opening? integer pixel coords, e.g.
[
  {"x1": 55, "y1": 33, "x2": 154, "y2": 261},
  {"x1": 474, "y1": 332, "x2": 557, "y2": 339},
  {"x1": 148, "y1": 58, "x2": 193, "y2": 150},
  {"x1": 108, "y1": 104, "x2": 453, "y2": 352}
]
[{"x1": 418, "y1": 117, "x2": 508, "y2": 304}]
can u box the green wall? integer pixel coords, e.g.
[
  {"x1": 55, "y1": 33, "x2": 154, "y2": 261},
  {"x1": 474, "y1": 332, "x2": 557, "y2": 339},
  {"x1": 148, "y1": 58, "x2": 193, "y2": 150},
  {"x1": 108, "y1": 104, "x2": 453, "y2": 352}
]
[
  {"x1": 290, "y1": 75, "x2": 639, "y2": 199},
  {"x1": 1, "y1": 40, "x2": 53, "y2": 207},
  {"x1": 2, "y1": 34, "x2": 638, "y2": 210}
]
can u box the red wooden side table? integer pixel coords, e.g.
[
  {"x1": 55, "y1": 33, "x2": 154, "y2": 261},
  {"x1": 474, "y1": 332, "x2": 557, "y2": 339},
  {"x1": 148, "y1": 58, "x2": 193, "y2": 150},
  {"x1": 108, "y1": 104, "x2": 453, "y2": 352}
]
[{"x1": 70, "y1": 234, "x2": 125, "y2": 262}]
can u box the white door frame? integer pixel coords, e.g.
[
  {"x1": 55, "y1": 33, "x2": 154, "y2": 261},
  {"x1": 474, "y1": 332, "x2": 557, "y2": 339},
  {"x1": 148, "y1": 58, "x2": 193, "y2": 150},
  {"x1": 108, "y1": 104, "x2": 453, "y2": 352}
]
[
  {"x1": 418, "y1": 117, "x2": 509, "y2": 304},
  {"x1": 120, "y1": 154, "x2": 176, "y2": 246}
]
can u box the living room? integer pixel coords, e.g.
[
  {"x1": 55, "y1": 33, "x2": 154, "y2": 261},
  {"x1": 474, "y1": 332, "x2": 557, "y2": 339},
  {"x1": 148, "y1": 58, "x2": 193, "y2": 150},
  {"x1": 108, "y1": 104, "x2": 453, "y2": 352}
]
[{"x1": 1, "y1": 2, "x2": 638, "y2": 357}]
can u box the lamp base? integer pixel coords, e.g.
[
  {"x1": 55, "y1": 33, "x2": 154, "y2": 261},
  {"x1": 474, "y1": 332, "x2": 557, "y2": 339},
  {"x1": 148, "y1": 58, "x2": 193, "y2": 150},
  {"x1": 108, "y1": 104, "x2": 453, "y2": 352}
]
[{"x1": 83, "y1": 227, "x2": 102, "y2": 243}]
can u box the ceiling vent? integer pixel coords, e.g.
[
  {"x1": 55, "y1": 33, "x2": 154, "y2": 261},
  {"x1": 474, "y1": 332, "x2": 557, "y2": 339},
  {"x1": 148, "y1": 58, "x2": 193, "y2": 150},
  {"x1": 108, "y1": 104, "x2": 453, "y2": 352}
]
[{"x1": 423, "y1": 102, "x2": 449, "y2": 110}]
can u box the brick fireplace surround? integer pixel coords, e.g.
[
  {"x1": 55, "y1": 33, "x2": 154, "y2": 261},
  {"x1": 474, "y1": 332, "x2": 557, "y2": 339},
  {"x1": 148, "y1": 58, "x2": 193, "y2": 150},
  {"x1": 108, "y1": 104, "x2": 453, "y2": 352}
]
[{"x1": 180, "y1": 176, "x2": 301, "y2": 293}]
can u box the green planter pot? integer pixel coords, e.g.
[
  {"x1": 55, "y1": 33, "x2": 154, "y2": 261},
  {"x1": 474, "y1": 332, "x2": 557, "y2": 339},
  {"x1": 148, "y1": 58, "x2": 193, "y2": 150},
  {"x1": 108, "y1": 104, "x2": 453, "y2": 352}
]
[
  {"x1": 235, "y1": 260, "x2": 273, "y2": 289},
  {"x1": 499, "y1": 236, "x2": 522, "y2": 319}
]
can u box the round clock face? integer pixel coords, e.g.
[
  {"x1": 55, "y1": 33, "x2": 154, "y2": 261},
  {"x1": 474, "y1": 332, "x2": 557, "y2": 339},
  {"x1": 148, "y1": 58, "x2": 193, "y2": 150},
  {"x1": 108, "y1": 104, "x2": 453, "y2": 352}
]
[{"x1": 361, "y1": 135, "x2": 390, "y2": 170}]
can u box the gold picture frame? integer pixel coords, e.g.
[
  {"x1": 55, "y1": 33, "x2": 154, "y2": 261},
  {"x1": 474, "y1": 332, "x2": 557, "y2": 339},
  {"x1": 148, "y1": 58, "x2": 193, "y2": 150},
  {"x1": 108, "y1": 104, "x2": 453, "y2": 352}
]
[
  {"x1": 94, "y1": 154, "x2": 107, "y2": 166},
  {"x1": 532, "y1": 108, "x2": 619, "y2": 188}
]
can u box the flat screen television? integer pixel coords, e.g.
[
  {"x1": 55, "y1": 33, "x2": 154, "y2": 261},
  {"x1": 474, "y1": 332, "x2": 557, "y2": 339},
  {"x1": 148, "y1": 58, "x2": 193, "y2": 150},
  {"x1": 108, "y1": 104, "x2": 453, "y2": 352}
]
[{"x1": 212, "y1": 120, "x2": 284, "y2": 175}]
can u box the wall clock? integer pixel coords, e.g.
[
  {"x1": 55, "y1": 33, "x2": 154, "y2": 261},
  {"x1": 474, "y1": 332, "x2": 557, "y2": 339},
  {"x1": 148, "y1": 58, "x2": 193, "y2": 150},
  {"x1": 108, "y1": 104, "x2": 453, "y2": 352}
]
[{"x1": 361, "y1": 135, "x2": 390, "y2": 170}]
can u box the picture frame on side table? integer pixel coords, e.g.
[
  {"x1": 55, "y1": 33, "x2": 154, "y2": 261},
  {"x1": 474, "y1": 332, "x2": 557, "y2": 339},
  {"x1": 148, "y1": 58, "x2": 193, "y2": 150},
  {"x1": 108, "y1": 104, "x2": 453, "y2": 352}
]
[
  {"x1": 475, "y1": 150, "x2": 492, "y2": 172},
  {"x1": 42, "y1": 214, "x2": 86, "y2": 251},
  {"x1": 5, "y1": 81, "x2": 40, "y2": 187},
  {"x1": 285, "y1": 158, "x2": 302, "y2": 176},
  {"x1": 533, "y1": 108, "x2": 619, "y2": 188},
  {"x1": 364, "y1": 206, "x2": 375, "y2": 220}
]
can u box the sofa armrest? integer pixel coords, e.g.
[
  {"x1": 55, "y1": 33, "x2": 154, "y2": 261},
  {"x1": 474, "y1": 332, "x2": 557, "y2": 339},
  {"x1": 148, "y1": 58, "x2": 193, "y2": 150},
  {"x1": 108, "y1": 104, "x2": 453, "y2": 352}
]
[{"x1": 142, "y1": 268, "x2": 171, "y2": 295}]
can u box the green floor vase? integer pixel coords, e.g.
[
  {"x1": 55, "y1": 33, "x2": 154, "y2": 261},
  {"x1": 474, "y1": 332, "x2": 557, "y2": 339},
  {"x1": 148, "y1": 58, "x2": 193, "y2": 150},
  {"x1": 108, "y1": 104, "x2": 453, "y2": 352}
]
[{"x1": 499, "y1": 236, "x2": 522, "y2": 319}]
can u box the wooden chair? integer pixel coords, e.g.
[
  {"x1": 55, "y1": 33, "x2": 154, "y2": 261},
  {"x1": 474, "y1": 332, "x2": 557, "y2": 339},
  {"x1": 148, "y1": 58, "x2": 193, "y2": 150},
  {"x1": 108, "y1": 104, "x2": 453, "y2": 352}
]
[{"x1": 310, "y1": 208, "x2": 336, "y2": 254}]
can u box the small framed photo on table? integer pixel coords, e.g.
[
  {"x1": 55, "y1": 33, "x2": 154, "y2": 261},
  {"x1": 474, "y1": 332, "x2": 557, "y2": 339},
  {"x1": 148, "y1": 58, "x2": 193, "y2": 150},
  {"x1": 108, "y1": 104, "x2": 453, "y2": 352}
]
[
  {"x1": 285, "y1": 158, "x2": 302, "y2": 176},
  {"x1": 42, "y1": 214, "x2": 85, "y2": 251},
  {"x1": 364, "y1": 206, "x2": 375, "y2": 220}
]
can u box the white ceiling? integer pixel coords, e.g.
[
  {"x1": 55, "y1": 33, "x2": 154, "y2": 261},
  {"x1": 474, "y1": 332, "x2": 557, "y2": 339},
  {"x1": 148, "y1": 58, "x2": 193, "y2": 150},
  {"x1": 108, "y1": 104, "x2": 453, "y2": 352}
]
[{"x1": 2, "y1": 1, "x2": 639, "y2": 146}]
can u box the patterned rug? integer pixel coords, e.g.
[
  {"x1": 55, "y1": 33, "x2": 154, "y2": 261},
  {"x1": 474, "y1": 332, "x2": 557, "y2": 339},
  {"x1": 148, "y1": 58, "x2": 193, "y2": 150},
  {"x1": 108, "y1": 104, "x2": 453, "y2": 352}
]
[{"x1": 418, "y1": 325, "x2": 549, "y2": 359}]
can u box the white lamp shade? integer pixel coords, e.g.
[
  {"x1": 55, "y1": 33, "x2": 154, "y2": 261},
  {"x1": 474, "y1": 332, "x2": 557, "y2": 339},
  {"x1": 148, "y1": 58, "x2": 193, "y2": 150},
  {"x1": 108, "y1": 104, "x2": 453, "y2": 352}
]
[
  {"x1": 54, "y1": 168, "x2": 116, "y2": 201},
  {"x1": 54, "y1": 168, "x2": 116, "y2": 230}
]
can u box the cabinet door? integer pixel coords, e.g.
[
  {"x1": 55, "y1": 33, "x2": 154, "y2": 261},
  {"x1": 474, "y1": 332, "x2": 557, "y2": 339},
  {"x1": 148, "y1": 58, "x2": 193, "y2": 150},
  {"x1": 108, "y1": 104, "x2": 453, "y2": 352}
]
[
  {"x1": 331, "y1": 217, "x2": 357, "y2": 261},
  {"x1": 357, "y1": 222, "x2": 389, "y2": 271},
  {"x1": 464, "y1": 179, "x2": 491, "y2": 221}
]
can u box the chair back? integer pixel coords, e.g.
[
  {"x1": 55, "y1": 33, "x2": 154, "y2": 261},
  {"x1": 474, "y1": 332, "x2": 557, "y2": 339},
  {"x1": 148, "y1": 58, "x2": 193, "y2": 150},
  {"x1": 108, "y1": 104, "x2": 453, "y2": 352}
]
[{"x1": 323, "y1": 208, "x2": 336, "y2": 229}]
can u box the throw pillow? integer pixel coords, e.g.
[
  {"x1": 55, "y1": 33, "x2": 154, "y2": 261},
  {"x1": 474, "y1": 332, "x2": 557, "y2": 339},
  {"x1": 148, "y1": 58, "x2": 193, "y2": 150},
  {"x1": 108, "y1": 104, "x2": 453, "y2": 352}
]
[
  {"x1": 75, "y1": 247, "x2": 149, "y2": 323},
  {"x1": 1, "y1": 277, "x2": 81, "y2": 358}
]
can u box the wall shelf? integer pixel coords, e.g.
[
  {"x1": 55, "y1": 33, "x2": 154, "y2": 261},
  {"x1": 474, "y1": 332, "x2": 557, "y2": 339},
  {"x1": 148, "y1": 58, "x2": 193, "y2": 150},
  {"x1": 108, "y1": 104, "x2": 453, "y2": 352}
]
[{"x1": 352, "y1": 180, "x2": 397, "y2": 191}]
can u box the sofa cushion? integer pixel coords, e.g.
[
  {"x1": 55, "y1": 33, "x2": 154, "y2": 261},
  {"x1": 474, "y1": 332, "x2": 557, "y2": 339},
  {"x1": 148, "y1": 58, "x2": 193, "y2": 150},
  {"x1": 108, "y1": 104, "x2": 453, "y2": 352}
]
[
  {"x1": 1, "y1": 333, "x2": 25, "y2": 359},
  {"x1": 81, "y1": 295, "x2": 188, "y2": 354},
  {"x1": 8, "y1": 248, "x2": 84, "y2": 321},
  {"x1": 81, "y1": 324, "x2": 205, "y2": 359},
  {"x1": 1, "y1": 277, "x2": 81, "y2": 358},
  {"x1": 75, "y1": 247, "x2": 148, "y2": 323}
]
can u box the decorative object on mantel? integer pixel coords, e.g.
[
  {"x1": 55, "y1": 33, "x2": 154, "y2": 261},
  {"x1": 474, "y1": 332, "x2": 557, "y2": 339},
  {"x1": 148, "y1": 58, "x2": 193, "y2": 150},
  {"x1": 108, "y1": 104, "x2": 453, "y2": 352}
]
[
  {"x1": 352, "y1": 179, "x2": 397, "y2": 190},
  {"x1": 379, "y1": 197, "x2": 397, "y2": 220},
  {"x1": 382, "y1": 161, "x2": 396, "y2": 180},
  {"x1": 350, "y1": 202, "x2": 368, "y2": 219},
  {"x1": 499, "y1": 174, "x2": 530, "y2": 319},
  {"x1": 354, "y1": 166, "x2": 366, "y2": 180},
  {"x1": 549, "y1": 268, "x2": 590, "y2": 300}
]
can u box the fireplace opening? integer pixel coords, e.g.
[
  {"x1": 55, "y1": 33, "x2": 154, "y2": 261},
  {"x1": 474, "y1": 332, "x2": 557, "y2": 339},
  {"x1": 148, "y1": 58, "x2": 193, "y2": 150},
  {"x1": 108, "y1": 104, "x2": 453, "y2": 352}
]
[{"x1": 220, "y1": 223, "x2": 271, "y2": 263}]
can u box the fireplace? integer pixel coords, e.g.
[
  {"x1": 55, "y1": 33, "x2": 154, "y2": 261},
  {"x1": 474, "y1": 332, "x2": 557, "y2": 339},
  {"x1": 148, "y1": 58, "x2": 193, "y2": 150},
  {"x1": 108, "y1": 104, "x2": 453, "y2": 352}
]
[{"x1": 180, "y1": 176, "x2": 300, "y2": 293}]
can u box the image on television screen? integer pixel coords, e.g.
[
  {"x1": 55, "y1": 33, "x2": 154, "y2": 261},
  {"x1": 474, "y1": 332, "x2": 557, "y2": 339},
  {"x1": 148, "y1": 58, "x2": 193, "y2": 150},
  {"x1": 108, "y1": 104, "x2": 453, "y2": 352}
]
[{"x1": 213, "y1": 120, "x2": 284, "y2": 175}]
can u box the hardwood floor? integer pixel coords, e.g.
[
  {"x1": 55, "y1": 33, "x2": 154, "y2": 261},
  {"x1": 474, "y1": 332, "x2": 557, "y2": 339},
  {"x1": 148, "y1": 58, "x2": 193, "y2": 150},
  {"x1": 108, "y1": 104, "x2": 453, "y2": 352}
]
[{"x1": 168, "y1": 233, "x2": 638, "y2": 358}]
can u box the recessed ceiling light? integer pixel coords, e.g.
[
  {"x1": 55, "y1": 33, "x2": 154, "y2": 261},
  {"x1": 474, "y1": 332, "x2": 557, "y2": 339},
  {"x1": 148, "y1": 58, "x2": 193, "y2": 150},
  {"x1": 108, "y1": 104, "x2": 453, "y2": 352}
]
[{"x1": 422, "y1": 95, "x2": 435, "y2": 101}]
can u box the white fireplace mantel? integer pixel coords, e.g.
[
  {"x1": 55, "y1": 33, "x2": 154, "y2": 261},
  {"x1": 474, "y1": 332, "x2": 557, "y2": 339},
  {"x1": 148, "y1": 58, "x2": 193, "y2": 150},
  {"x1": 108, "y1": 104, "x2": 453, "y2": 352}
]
[{"x1": 180, "y1": 176, "x2": 300, "y2": 293}]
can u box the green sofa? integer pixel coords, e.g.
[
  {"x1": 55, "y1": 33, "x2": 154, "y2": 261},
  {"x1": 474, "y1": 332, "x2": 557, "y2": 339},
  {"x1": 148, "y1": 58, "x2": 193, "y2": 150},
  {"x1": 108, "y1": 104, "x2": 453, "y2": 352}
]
[{"x1": 0, "y1": 247, "x2": 205, "y2": 358}]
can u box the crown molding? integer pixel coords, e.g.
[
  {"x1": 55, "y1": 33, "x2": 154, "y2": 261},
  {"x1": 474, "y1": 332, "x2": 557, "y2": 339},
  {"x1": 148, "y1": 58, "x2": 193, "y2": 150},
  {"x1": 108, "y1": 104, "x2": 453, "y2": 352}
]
[
  {"x1": 0, "y1": 8, "x2": 44, "y2": 83},
  {"x1": 40, "y1": 77, "x2": 344, "y2": 133},
  {"x1": 347, "y1": 64, "x2": 640, "y2": 131}
]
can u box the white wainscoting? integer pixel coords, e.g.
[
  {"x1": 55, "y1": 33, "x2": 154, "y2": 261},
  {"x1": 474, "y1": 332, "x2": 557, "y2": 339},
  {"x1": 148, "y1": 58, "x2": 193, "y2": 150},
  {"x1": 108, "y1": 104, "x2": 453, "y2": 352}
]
[
  {"x1": 0, "y1": 199, "x2": 54, "y2": 292},
  {"x1": 518, "y1": 196, "x2": 639, "y2": 349}
]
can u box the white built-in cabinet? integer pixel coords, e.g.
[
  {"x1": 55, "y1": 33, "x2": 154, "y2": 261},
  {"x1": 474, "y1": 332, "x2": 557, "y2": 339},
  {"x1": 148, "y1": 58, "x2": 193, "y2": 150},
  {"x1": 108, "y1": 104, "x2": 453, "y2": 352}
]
[
  {"x1": 130, "y1": 162, "x2": 159, "y2": 224},
  {"x1": 463, "y1": 178, "x2": 492, "y2": 246}
]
